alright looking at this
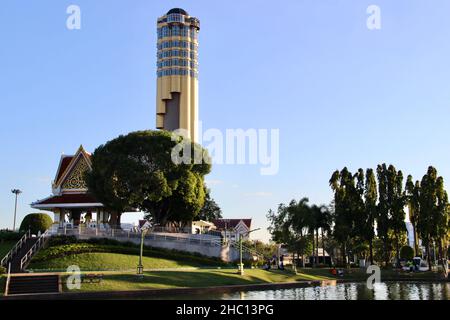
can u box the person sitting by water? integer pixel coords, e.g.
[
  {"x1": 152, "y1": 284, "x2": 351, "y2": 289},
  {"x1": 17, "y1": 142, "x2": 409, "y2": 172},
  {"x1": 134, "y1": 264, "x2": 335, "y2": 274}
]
[
  {"x1": 278, "y1": 255, "x2": 285, "y2": 270},
  {"x1": 331, "y1": 267, "x2": 337, "y2": 276}
]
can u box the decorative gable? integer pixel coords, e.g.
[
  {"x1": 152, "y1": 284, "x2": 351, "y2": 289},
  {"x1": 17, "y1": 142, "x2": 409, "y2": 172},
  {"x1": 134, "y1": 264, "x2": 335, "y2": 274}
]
[
  {"x1": 61, "y1": 156, "x2": 90, "y2": 190},
  {"x1": 234, "y1": 220, "x2": 250, "y2": 234},
  {"x1": 52, "y1": 145, "x2": 92, "y2": 193}
]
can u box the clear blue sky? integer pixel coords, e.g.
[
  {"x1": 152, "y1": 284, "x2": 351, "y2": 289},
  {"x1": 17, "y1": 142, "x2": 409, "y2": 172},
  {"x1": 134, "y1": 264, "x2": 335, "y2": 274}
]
[{"x1": 1, "y1": 0, "x2": 450, "y2": 242}]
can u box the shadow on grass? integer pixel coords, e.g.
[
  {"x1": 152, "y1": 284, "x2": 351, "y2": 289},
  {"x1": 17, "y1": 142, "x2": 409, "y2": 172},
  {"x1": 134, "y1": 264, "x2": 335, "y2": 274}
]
[{"x1": 107, "y1": 271, "x2": 259, "y2": 288}]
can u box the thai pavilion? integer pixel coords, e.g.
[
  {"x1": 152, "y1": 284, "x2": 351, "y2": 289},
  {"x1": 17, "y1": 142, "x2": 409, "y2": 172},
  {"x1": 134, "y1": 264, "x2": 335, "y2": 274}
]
[{"x1": 31, "y1": 145, "x2": 122, "y2": 231}]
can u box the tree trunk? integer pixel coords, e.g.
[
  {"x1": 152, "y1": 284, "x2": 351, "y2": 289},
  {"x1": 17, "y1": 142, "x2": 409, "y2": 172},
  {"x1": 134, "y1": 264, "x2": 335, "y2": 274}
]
[
  {"x1": 427, "y1": 241, "x2": 432, "y2": 271},
  {"x1": 396, "y1": 235, "x2": 400, "y2": 268},
  {"x1": 369, "y1": 238, "x2": 374, "y2": 265},
  {"x1": 342, "y1": 244, "x2": 347, "y2": 268},
  {"x1": 316, "y1": 229, "x2": 319, "y2": 265},
  {"x1": 311, "y1": 232, "x2": 315, "y2": 268},
  {"x1": 321, "y1": 230, "x2": 325, "y2": 266},
  {"x1": 438, "y1": 240, "x2": 444, "y2": 268},
  {"x1": 384, "y1": 238, "x2": 389, "y2": 267},
  {"x1": 412, "y1": 224, "x2": 419, "y2": 257}
]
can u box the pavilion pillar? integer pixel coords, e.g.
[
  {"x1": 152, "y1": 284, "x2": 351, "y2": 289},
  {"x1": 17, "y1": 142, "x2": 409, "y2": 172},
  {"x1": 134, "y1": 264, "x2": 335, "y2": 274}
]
[
  {"x1": 71, "y1": 209, "x2": 81, "y2": 226},
  {"x1": 117, "y1": 213, "x2": 122, "y2": 229},
  {"x1": 58, "y1": 209, "x2": 65, "y2": 227},
  {"x1": 85, "y1": 211, "x2": 92, "y2": 224}
]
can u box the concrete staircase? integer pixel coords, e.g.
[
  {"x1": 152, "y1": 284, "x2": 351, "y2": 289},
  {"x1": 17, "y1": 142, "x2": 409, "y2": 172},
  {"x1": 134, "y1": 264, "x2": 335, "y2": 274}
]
[
  {"x1": 9, "y1": 237, "x2": 38, "y2": 273},
  {"x1": 6, "y1": 275, "x2": 60, "y2": 296}
]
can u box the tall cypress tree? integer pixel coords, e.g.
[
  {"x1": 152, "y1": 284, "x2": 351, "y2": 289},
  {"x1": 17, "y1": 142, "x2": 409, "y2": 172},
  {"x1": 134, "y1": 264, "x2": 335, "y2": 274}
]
[{"x1": 365, "y1": 168, "x2": 378, "y2": 265}]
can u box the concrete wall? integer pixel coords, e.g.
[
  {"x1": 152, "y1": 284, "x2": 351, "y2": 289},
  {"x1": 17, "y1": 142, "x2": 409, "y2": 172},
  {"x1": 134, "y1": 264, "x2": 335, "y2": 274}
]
[{"x1": 75, "y1": 234, "x2": 243, "y2": 262}]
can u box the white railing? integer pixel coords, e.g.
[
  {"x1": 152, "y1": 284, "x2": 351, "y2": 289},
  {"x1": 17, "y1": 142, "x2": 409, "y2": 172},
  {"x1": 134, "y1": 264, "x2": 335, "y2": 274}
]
[
  {"x1": 4, "y1": 263, "x2": 11, "y2": 296},
  {"x1": 54, "y1": 227, "x2": 224, "y2": 247},
  {"x1": 1, "y1": 230, "x2": 31, "y2": 267},
  {"x1": 20, "y1": 229, "x2": 50, "y2": 271},
  {"x1": 229, "y1": 240, "x2": 266, "y2": 260}
]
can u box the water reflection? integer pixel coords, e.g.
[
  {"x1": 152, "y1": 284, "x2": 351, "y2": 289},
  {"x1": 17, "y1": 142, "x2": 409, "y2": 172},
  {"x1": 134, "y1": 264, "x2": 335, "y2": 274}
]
[
  {"x1": 153, "y1": 282, "x2": 449, "y2": 300},
  {"x1": 218, "y1": 282, "x2": 450, "y2": 300}
]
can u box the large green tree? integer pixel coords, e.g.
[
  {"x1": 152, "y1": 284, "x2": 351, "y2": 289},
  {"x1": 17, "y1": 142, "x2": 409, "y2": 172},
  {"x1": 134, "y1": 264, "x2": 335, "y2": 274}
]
[
  {"x1": 197, "y1": 188, "x2": 222, "y2": 221},
  {"x1": 86, "y1": 130, "x2": 211, "y2": 226},
  {"x1": 417, "y1": 166, "x2": 449, "y2": 270},
  {"x1": 376, "y1": 164, "x2": 392, "y2": 266},
  {"x1": 387, "y1": 165, "x2": 407, "y2": 267},
  {"x1": 267, "y1": 198, "x2": 314, "y2": 268},
  {"x1": 330, "y1": 167, "x2": 360, "y2": 266}
]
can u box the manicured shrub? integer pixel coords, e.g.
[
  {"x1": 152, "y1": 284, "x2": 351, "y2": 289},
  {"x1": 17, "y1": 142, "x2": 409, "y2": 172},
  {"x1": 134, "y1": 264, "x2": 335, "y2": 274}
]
[
  {"x1": 400, "y1": 246, "x2": 414, "y2": 261},
  {"x1": 19, "y1": 213, "x2": 53, "y2": 235}
]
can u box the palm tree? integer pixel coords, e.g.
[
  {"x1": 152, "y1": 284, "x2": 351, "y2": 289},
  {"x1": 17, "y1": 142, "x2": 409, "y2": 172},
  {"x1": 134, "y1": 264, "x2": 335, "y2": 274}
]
[
  {"x1": 310, "y1": 204, "x2": 332, "y2": 266},
  {"x1": 317, "y1": 205, "x2": 333, "y2": 264},
  {"x1": 290, "y1": 198, "x2": 315, "y2": 268}
]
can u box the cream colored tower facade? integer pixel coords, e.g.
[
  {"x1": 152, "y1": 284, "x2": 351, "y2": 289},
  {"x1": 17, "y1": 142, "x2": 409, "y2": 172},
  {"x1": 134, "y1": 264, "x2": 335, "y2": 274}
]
[{"x1": 156, "y1": 8, "x2": 200, "y2": 142}]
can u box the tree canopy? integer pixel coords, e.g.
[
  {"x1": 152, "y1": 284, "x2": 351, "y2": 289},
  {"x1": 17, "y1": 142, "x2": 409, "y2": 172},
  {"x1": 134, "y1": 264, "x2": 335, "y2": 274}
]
[
  {"x1": 197, "y1": 188, "x2": 222, "y2": 221},
  {"x1": 86, "y1": 130, "x2": 211, "y2": 226}
]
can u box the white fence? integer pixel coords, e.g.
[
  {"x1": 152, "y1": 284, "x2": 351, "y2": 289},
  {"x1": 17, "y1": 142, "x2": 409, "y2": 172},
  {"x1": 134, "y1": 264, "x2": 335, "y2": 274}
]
[
  {"x1": 20, "y1": 229, "x2": 50, "y2": 270},
  {"x1": 1, "y1": 230, "x2": 31, "y2": 267}
]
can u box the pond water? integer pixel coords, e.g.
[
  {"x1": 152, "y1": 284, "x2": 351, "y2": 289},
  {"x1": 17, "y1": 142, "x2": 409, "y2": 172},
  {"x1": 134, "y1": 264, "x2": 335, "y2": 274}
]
[{"x1": 153, "y1": 282, "x2": 449, "y2": 300}]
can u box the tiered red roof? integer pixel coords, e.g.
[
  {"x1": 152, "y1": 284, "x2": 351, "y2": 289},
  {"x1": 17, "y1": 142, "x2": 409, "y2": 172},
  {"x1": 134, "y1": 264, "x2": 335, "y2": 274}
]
[
  {"x1": 33, "y1": 193, "x2": 99, "y2": 205},
  {"x1": 55, "y1": 156, "x2": 74, "y2": 182}
]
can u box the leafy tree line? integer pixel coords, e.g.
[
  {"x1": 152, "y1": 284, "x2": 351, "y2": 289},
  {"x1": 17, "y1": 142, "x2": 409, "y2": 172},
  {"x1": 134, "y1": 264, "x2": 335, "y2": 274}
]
[
  {"x1": 267, "y1": 198, "x2": 332, "y2": 268},
  {"x1": 268, "y1": 164, "x2": 449, "y2": 269}
]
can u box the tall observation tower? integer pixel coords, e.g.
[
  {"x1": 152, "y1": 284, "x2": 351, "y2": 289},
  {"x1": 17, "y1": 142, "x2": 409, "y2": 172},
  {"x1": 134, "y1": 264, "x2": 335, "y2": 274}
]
[{"x1": 156, "y1": 8, "x2": 200, "y2": 142}]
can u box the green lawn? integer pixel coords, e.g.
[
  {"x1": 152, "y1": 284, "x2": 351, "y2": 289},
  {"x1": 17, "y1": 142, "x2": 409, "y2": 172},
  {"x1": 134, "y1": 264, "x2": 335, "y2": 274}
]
[
  {"x1": 28, "y1": 242, "x2": 227, "y2": 272},
  {"x1": 29, "y1": 252, "x2": 219, "y2": 272},
  {"x1": 0, "y1": 241, "x2": 15, "y2": 260},
  {"x1": 63, "y1": 268, "x2": 333, "y2": 293}
]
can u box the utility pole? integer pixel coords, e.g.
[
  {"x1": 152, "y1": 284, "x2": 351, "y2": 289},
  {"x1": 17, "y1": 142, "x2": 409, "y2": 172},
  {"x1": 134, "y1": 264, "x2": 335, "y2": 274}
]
[{"x1": 11, "y1": 189, "x2": 22, "y2": 231}]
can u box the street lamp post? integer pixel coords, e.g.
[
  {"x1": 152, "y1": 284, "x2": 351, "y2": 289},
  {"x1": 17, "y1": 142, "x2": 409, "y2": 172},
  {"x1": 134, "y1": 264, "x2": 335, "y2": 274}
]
[
  {"x1": 137, "y1": 221, "x2": 151, "y2": 276},
  {"x1": 11, "y1": 189, "x2": 22, "y2": 231},
  {"x1": 238, "y1": 228, "x2": 260, "y2": 276}
]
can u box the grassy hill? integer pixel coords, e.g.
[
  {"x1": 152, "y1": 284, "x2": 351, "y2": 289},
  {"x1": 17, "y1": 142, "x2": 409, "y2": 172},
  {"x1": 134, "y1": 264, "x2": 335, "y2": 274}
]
[{"x1": 28, "y1": 237, "x2": 228, "y2": 272}]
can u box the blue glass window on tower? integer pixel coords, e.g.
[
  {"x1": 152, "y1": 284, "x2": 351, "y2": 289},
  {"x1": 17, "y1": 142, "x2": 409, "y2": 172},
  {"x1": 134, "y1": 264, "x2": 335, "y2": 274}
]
[
  {"x1": 180, "y1": 26, "x2": 188, "y2": 37},
  {"x1": 172, "y1": 26, "x2": 181, "y2": 36},
  {"x1": 167, "y1": 13, "x2": 185, "y2": 23},
  {"x1": 162, "y1": 26, "x2": 170, "y2": 37}
]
